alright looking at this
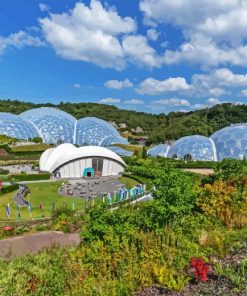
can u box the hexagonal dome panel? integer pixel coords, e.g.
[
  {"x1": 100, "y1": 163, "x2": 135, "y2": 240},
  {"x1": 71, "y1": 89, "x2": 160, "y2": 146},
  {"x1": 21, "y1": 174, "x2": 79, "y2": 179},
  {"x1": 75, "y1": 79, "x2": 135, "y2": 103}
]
[
  {"x1": 20, "y1": 107, "x2": 76, "y2": 144},
  {"x1": 211, "y1": 124, "x2": 247, "y2": 160},
  {"x1": 0, "y1": 112, "x2": 39, "y2": 140},
  {"x1": 75, "y1": 117, "x2": 124, "y2": 146},
  {"x1": 167, "y1": 135, "x2": 217, "y2": 161},
  {"x1": 147, "y1": 144, "x2": 170, "y2": 157}
]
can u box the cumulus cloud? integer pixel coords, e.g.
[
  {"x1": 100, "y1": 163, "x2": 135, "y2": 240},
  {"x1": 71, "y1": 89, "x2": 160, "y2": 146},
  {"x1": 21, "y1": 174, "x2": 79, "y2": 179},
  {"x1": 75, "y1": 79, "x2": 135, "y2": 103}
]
[
  {"x1": 98, "y1": 98, "x2": 121, "y2": 104},
  {"x1": 122, "y1": 35, "x2": 162, "y2": 68},
  {"x1": 136, "y1": 77, "x2": 191, "y2": 95},
  {"x1": 123, "y1": 99, "x2": 144, "y2": 105},
  {"x1": 0, "y1": 31, "x2": 44, "y2": 55},
  {"x1": 147, "y1": 29, "x2": 159, "y2": 41},
  {"x1": 140, "y1": 0, "x2": 247, "y2": 68},
  {"x1": 206, "y1": 97, "x2": 221, "y2": 106},
  {"x1": 104, "y1": 78, "x2": 133, "y2": 89},
  {"x1": 241, "y1": 89, "x2": 247, "y2": 96},
  {"x1": 192, "y1": 68, "x2": 247, "y2": 95},
  {"x1": 39, "y1": 3, "x2": 50, "y2": 12},
  {"x1": 154, "y1": 98, "x2": 191, "y2": 107},
  {"x1": 40, "y1": 0, "x2": 136, "y2": 70}
]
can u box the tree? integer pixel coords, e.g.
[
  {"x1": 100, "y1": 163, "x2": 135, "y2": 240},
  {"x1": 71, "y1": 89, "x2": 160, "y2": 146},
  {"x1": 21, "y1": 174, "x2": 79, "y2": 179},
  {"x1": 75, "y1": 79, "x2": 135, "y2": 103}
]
[
  {"x1": 142, "y1": 146, "x2": 147, "y2": 159},
  {"x1": 31, "y1": 137, "x2": 43, "y2": 143}
]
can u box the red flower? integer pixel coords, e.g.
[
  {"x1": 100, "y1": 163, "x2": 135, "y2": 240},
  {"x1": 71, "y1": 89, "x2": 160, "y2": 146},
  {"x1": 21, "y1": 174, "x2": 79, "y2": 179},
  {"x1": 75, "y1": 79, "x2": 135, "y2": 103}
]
[
  {"x1": 190, "y1": 257, "x2": 210, "y2": 282},
  {"x1": 3, "y1": 226, "x2": 14, "y2": 231}
]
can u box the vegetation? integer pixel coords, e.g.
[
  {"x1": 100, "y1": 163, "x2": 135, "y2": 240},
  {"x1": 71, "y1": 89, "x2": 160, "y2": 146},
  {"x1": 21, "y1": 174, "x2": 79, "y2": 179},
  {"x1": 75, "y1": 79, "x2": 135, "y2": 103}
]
[
  {"x1": 0, "y1": 158, "x2": 246, "y2": 294},
  {"x1": 11, "y1": 143, "x2": 52, "y2": 153},
  {"x1": 1, "y1": 99, "x2": 247, "y2": 143},
  {"x1": 0, "y1": 173, "x2": 50, "y2": 182}
]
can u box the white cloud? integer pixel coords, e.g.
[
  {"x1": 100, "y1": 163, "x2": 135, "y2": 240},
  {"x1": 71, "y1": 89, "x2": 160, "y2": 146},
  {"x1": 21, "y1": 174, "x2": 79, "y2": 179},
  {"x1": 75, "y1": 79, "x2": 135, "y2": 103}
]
[
  {"x1": 154, "y1": 98, "x2": 191, "y2": 107},
  {"x1": 136, "y1": 77, "x2": 191, "y2": 95},
  {"x1": 147, "y1": 29, "x2": 159, "y2": 41},
  {"x1": 241, "y1": 89, "x2": 247, "y2": 96},
  {"x1": 213, "y1": 68, "x2": 247, "y2": 86},
  {"x1": 192, "y1": 68, "x2": 247, "y2": 94},
  {"x1": 160, "y1": 41, "x2": 169, "y2": 48},
  {"x1": 122, "y1": 35, "x2": 162, "y2": 68},
  {"x1": 40, "y1": 0, "x2": 136, "y2": 70},
  {"x1": 73, "y1": 83, "x2": 81, "y2": 88},
  {"x1": 123, "y1": 99, "x2": 144, "y2": 105},
  {"x1": 206, "y1": 97, "x2": 221, "y2": 106},
  {"x1": 140, "y1": 0, "x2": 247, "y2": 44},
  {"x1": 209, "y1": 88, "x2": 226, "y2": 97},
  {"x1": 193, "y1": 103, "x2": 207, "y2": 110},
  {"x1": 104, "y1": 78, "x2": 133, "y2": 89},
  {"x1": 98, "y1": 98, "x2": 121, "y2": 104},
  {"x1": 39, "y1": 3, "x2": 50, "y2": 12},
  {"x1": 140, "y1": 0, "x2": 247, "y2": 68},
  {"x1": 0, "y1": 31, "x2": 44, "y2": 55}
]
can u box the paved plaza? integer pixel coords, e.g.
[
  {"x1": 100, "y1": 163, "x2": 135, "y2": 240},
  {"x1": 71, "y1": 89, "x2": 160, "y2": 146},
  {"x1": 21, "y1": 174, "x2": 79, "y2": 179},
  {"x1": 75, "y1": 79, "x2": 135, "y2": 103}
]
[
  {"x1": 58, "y1": 176, "x2": 126, "y2": 199},
  {"x1": 0, "y1": 164, "x2": 39, "y2": 174}
]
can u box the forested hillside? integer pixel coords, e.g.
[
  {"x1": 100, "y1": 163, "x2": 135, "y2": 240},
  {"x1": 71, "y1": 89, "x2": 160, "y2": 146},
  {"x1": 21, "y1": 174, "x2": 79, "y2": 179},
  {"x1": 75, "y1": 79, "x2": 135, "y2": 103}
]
[{"x1": 0, "y1": 100, "x2": 246, "y2": 144}]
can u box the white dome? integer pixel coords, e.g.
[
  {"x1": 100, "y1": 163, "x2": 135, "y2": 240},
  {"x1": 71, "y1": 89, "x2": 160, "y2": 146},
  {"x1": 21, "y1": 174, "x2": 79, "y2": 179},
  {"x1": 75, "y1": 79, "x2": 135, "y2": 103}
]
[{"x1": 40, "y1": 144, "x2": 126, "y2": 173}]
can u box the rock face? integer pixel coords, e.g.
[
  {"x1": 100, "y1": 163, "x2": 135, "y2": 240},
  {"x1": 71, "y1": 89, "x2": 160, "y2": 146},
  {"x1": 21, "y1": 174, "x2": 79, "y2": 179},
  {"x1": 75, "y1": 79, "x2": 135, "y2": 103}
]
[{"x1": 0, "y1": 231, "x2": 81, "y2": 259}]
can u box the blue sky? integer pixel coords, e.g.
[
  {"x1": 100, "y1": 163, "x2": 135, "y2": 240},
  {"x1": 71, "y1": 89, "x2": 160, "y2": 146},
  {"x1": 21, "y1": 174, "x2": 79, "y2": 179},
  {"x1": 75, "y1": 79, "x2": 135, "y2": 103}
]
[{"x1": 0, "y1": 0, "x2": 247, "y2": 113}]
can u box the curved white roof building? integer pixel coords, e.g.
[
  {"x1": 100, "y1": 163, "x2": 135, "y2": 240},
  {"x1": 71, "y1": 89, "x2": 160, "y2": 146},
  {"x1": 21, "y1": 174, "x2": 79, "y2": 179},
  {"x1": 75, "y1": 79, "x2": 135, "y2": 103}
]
[{"x1": 40, "y1": 144, "x2": 126, "y2": 178}]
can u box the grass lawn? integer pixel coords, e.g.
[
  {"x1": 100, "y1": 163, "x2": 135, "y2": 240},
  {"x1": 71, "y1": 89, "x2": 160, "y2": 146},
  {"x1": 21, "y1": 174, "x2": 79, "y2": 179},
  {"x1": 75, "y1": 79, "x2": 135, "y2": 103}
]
[
  {"x1": 0, "y1": 181, "x2": 85, "y2": 221},
  {"x1": 113, "y1": 144, "x2": 144, "y2": 156},
  {"x1": 119, "y1": 176, "x2": 140, "y2": 188},
  {"x1": 11, "y1": 143, "x2": 52, "y2": 153}
]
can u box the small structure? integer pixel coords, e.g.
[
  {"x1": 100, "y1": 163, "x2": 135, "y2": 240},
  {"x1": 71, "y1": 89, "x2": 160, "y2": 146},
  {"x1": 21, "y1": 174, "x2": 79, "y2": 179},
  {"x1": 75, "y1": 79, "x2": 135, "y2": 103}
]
[{"x1": 39, "y1": 144, "x2": 126, "y2": 179}]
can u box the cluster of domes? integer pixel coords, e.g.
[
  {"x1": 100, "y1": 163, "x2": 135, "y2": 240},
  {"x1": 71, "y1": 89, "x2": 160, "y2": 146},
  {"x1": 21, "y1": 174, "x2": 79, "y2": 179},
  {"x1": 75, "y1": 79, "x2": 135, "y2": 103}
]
[
  {"x1": 0, "y1": 107, "x2": 127, "y2": 146},
  {"x1": 148, "y1": 124, "x2": 247, "y2": 161}
]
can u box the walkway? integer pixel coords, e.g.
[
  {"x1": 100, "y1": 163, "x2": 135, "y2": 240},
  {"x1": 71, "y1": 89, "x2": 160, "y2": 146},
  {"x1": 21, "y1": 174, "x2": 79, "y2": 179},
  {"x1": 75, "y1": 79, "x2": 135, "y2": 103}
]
[{"x1": 0, "y1": 231, "x2": 80, "y2": 259}]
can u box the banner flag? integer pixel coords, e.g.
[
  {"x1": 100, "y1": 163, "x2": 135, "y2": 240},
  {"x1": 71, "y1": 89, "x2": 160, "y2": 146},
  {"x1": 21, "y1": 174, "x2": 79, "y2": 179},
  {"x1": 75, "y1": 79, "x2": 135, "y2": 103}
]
[
  {"x1": 28, "y1": 202, "x2": 33, "y2": 220},
  {"x1": 107, "y1": 193, "x2": 112, "y2": 205},
  {"x1": 17, "y1": 204, "x2": 21, "y2": 221},
  {"x1": 6, "y1": 204, "x2": 10, "y2": 219}
]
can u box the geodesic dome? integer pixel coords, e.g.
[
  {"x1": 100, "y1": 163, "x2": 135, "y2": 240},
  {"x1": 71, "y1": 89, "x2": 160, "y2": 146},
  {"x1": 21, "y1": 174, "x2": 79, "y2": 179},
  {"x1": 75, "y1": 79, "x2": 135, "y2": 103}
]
[
  {"x1": 20, "y1": 107, "x2": 76, "y2": 144},
  {"x1": 0, "y1": 108, "x2": 128, "y2": 146},
  {"x1": 99, "y1": 135, "x2": 128, "y2": 146},
  {"x1": 0, "y1": 112, "x2": 39, "y2": 140},
  {"x1": 147, "y1": 144, "x2": 170, "y2": 157},
  {"x1": 107, "y1": 146, "x2": 133, "y2": 156},
  {"x1": 211, "y1": 124, "x2": 247, "y2": 160},
  {"x1": 75, "y1": 117, "x2": 125, "y2": 146},
  {"x1": 167, "y1": 135, "x2": 217, "y2": 161}
]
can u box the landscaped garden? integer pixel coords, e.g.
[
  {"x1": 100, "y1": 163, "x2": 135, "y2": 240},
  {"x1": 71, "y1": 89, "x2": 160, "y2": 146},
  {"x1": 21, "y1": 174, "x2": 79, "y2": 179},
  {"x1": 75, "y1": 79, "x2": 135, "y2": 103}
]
[{"x1": 0, "y1": 157, "x2": 246, "y2": 295}]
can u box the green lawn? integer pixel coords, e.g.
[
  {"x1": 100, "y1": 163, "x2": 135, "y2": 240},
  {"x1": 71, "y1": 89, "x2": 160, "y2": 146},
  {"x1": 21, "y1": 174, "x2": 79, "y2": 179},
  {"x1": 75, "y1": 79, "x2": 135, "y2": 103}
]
[
  {"x1": 119, "y1": 176, "x2": 140, "y2": 188},
  {"x1": 113, "y1": 144, "x2": 144, "y2": 156},
  {"x1": 0, "y1": 182, "x2": 85, "y2": 221},
  {"x1": 11, "y1": 143, "x2": 52, "y2": 153}
]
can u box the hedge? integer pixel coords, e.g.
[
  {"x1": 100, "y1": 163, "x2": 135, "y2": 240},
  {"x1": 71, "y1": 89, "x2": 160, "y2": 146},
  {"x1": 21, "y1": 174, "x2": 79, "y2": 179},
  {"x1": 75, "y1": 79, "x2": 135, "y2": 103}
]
[
  {"x1": 175, "y1": 161, "x2": 215, "y2": 169},
  {"x1": 0, "y1": 173, "x2": 50, "y2": 182},
  {"x1": 1, "y1": 183, "x2": 19, "y2": 194}
]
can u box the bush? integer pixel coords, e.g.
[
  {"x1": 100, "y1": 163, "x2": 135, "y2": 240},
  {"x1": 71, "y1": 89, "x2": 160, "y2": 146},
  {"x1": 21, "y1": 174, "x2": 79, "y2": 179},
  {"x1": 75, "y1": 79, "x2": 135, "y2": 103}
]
[
  {"x1": 1, "y1": 183, "x2": 19, "y2": 194},
  {"x1": 7, "y1": 173, "x2": 50, "y2": 182}
]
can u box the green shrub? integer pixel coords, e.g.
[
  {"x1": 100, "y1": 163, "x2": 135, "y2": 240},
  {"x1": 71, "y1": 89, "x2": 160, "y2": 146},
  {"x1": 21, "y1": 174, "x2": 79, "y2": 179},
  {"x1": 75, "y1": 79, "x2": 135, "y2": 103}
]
[{"x1": 1, "y1": 183, "x2": 19, "y2": 194}]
